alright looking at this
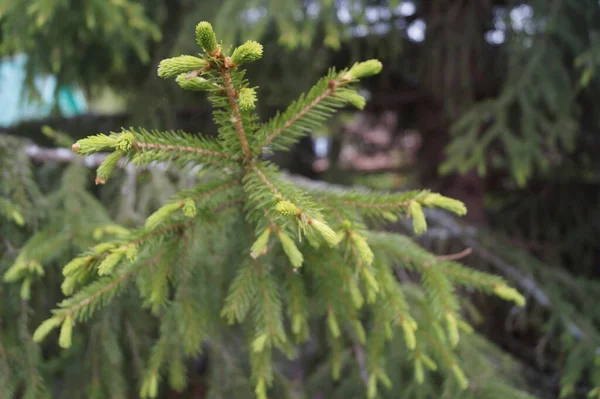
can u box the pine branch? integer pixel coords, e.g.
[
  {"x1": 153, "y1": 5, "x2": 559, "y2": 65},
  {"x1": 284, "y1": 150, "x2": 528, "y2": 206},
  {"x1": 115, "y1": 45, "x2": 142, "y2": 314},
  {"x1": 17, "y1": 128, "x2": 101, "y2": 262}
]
[
  {"x1": 220, "y1": 69, "x2": 252, "y2": 159},
  {"x1": 255, "y1": 60, "x2": 382, "y2": 153}
]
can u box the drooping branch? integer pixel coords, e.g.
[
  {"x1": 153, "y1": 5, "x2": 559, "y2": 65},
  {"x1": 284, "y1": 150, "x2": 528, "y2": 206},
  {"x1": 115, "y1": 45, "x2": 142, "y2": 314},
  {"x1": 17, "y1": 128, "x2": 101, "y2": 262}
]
[{"x1": 21, "y1": 142, "x2": 559, "y2": 317}]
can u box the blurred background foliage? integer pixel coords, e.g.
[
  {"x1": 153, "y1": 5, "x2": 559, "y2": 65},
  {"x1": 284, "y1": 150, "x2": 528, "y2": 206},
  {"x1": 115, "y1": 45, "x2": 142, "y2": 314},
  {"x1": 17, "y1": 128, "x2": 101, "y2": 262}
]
[{"x1": 1, "y1": 0, "x2": 600, "y2": 398}]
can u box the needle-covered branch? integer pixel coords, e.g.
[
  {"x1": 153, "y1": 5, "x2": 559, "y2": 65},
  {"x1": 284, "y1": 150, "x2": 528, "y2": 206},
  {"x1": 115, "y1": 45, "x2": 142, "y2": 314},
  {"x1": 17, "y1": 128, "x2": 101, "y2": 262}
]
[
  {"x1": 255, "y1": 61, "x2": 382, "y2": 154},
  {"x1": 13, "y1": 19, "x2": 532, "y2": 399}
]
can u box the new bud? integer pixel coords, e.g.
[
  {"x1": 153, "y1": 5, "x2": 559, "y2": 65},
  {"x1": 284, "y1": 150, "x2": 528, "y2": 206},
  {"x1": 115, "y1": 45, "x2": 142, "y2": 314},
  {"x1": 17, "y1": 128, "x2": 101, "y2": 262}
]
[
  {"x1": 95, "y1": 150, "x2": 123, "y2": 185},
  {"x1": 59, "y1": 315, "x2": 74, "y2": 349},
  {"x1": 175, "y1": 74, "x2": 214, "y2": 91},
  {"x1": 493, "y1": 284, "x2": 526, "y2": 307},
  {"x1": 73, "y1": 134, "x2": 119, "y2": 155},
  {"x1": 157, "y1": 56, "x2": 208, "y2": 79},
  {"x1": 182, "y1": 198, "x2": 197, "y2": 218},
  {"x1": 231, "y1": 40, "x2": 263, "y2": 65},
  {"x1": 346, "y1": 59, "x2": 383, "y2": 80},
  {"x1": 275, "y1": 200, "x2": 299, "y2": 216},
  {"x1": 238, "y1": 87, "x2": 257, "y2": 110},
  {"x1": 409, "y1": 201, "x2": 427, "y2": 235},
  {"x1": 195, "y1": 21, "x2": 218, "y2": 53},
  {"x1": 277, "y1": 231, "x2": 303, "y2": 268},
  {"x1": 421, "y1": 193, "x2": 467, "y2": 216},
  {"x1": 336, "y1": 90, "x2": 366, "y2": 109},
  {"x1": 308, "y1": 218, "x2": 338, "y2": 246},
  {"x1": 250, "y1": 228, "x2": 271, "y2": 259}
]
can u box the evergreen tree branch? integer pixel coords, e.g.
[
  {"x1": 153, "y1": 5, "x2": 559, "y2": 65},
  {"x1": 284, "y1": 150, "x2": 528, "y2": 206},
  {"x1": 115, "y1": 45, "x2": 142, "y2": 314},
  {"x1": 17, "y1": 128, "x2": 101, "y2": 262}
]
[
  {"x1": 255, "y1": 60, "x2": 382, "y2": 153},
  {"x1": 220, "y1": 70, "x2": 252, "y2": 159}
]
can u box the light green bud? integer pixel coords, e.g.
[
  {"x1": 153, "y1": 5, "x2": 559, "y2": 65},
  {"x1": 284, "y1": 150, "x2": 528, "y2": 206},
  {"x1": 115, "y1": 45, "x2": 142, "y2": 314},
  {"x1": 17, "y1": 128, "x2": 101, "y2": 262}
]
[
  {"x1": 95, "y1": 150, "x2": 123, "y2": 185},
  {"x1": 277, "y1": 231, "x2": 303, "y2": 268},
  {"x1": 158, "y1": 56, "x2": 208, "y2": 79},
  {"x1": 195, "y1": 22, "x2": 218, "y2": 53},
  {"x1": 493, "y1": 284, "x2": 526, "y2": 307},
  {"x1": 250, "y1": 228, "x2": 271, "y2": 259},
  {"x1": 59, "y1": 315, "x2": 74, "y2": 349},
  {"x1": 238, "y1": 87, "x2": 257, "y2": 110},
  {"x1": 421, "y1": 193, "x2": 467, "y2": 216},
  {"x1": 175, "y1": 74, "x2": 214, "y2": 91},
  {"x1": 231, "y1": 41, "x2": 263, "y2": 65},
  {"x1": 275, "y1": 200, "x2": 299, "y2": 216},
  {"x1": 72, "y1": 134, "x2": 118, "y2": 155},
  {"x1": 182, "y1": 198, "x2": 196, "y2": 218},
  {"x1": 346, "y1": 60, "x2": 383, "y2": 80},
  {"x1": 336, "y1": 90, "x2": 366, "y2": 109},
  {"x1": 409, "y1": 201, "x2": 427, "y2": 235}
]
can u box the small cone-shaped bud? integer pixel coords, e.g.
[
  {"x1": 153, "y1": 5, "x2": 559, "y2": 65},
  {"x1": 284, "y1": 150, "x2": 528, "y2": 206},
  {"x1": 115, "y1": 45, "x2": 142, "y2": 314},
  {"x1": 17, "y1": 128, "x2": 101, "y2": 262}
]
[
  {"x1": 3, "y1": 260, "x2": 25, "y2": 283},
  {"x1": 327, "y1": 311, "x2": 340, "y2": 338},
  {"x1": 348, "y1": 281, "x2": 364, "y2": 309},
  {"x1": 493, "y1": 284, "x2": 526, "y2": 307},
  {"x1": 352, "y1": 320, "x2": 366, "y2": 344},
  {"x1": 33, "y1": 317, "x2": 62, "y2": 343},
  {"x1": 97, "y1": 251, "x2": 125, "y2": 276},
  {"x1": 421, "y1": 354, "x2": 438, "y2": 371},
  {"x1": 384, "y1": 322, "x2": 393, "y2": 340},
  {"x1": 61, "y1": 275, "x2": 78, "y2": 296},
  {"x1": 336, "y1": 90, "x2": 366, "y2": 109},
  {"x1": 125, "y1": 245, "x2": 138, "y2": 262},
  {"x1": 277, "y1": 231, "x2": 303, "y2": 268},
  {"x1": 382, "y1": 211, "x2": 398, "y2": 222},
  {"x1": 195, "y1": 21, "x2": 218, "y2": 53},
  {"x1": 116, "y1": 132, "x2": 135, "y2": 152},
  {"x1": 93, "y1": 225, "x2": 130, "y2": 240},
  {"x1": 361, "y1": 267, "x2": 379, "y2": 293},
  {"x1": 238, "y1": 87, "x2": 257, "y2": 110},
  {"x1": 309, "y1": 219, "x2": 338, "y2": 246},
  {"x1": 175, "y1": 74, "x2": 214, "y2": 91},
  {"x1": 182, "y1": 198, "x2": 196, "y2": 218},
  {"x1": 250, "y1": 228, "x2": 271, "y2": 259},
  {"x1": 145, "y1": 202, "x2": 184, "y2": 230},
  {"x1": 59, "y1": 315, "x2": 73, "y2": 349},
  {"x1": 451, "y1": 364, "x2": 469, "y2": 390},
  {"x1": 275, "y1": 200, "x2": 299, "y2": 216},
  {"x1": 95, "y1": 150, "x2": 123, "y2": 185},
  {"x1": 421, "y1": 193, "x2": 467, "y2": 216},
  {"x1": 457, "y1": 319, "x2": 474, "y2": 334},
  {"x1": 351, "y1": 233, "x2": 374, "y2": 266},
  {"x1": 409, "y1": 201, "x2": 427, "y2": 235},
  {"x1": 231, "y1": 40, "x2": 263, "y2": 65},
  {"x1": 62, "y1": 255, "x2": 93, "y2": 276},
  {"x1": 414, "y1": 359, "x2": 425, "y2": 384},
  {"x1": 346, "y1": 59, "x2": 383, "y2": 80},
  {"x1": 252, "y1": 333, "x2": 268, "y2": 353},
  {"x1": 445, "y1": 312, "x2": 460, "y2": 347},
  {"x1": 92, "y1": 242, "x2": 117, "y2": 254},
  {"x1": 158, "y1": 56, "x2": 207, "y2": 79},
  {"x1": 10, "y1": 209, "x2": 24, "y2": 226},
  {"x1": 140, "y1": 372, "x2": 159, "y2": 399},
  {"x1": 401, "y1": 319, "x2": 417, "y2": 350},
  {"x1": 292, "y1": 313, "x2": 303, "y2": 335},
  {"x1": 73, "y1": 134, "x2": 118, "y2": 155},
  {"x1": 20, "y1": 278, "x2": 31, "y2": 300}
]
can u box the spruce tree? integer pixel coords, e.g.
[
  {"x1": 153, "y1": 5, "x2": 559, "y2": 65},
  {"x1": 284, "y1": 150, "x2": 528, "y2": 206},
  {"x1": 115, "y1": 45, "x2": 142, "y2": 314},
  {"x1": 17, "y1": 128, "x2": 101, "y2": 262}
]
[{"x1": 2, "y1": 21, "x2": 531, "y2": 399}]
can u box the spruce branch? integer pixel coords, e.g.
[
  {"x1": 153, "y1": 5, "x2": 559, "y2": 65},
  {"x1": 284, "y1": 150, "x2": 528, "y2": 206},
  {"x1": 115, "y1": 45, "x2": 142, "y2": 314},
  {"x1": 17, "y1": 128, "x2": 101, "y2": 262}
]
[
  {"x1": 220, "y1": 69, "x2": 253, "y2": 159},
  {"x1": 254, "y1": 62, "x2": 381, "y2": 154}
]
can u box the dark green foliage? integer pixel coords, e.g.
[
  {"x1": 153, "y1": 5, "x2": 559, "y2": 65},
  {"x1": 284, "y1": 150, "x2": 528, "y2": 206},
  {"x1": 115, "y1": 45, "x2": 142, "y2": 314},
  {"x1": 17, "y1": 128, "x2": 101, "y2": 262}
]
[{"x1": 0, "y1": 20, "x2": 534, "y2": 399}]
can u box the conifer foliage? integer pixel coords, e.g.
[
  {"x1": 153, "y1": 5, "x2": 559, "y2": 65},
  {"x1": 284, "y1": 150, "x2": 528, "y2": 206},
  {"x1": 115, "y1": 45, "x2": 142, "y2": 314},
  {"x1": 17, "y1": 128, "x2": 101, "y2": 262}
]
[{"x1": 5, "y1": 22, "x2": 527, "y2": 398}]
